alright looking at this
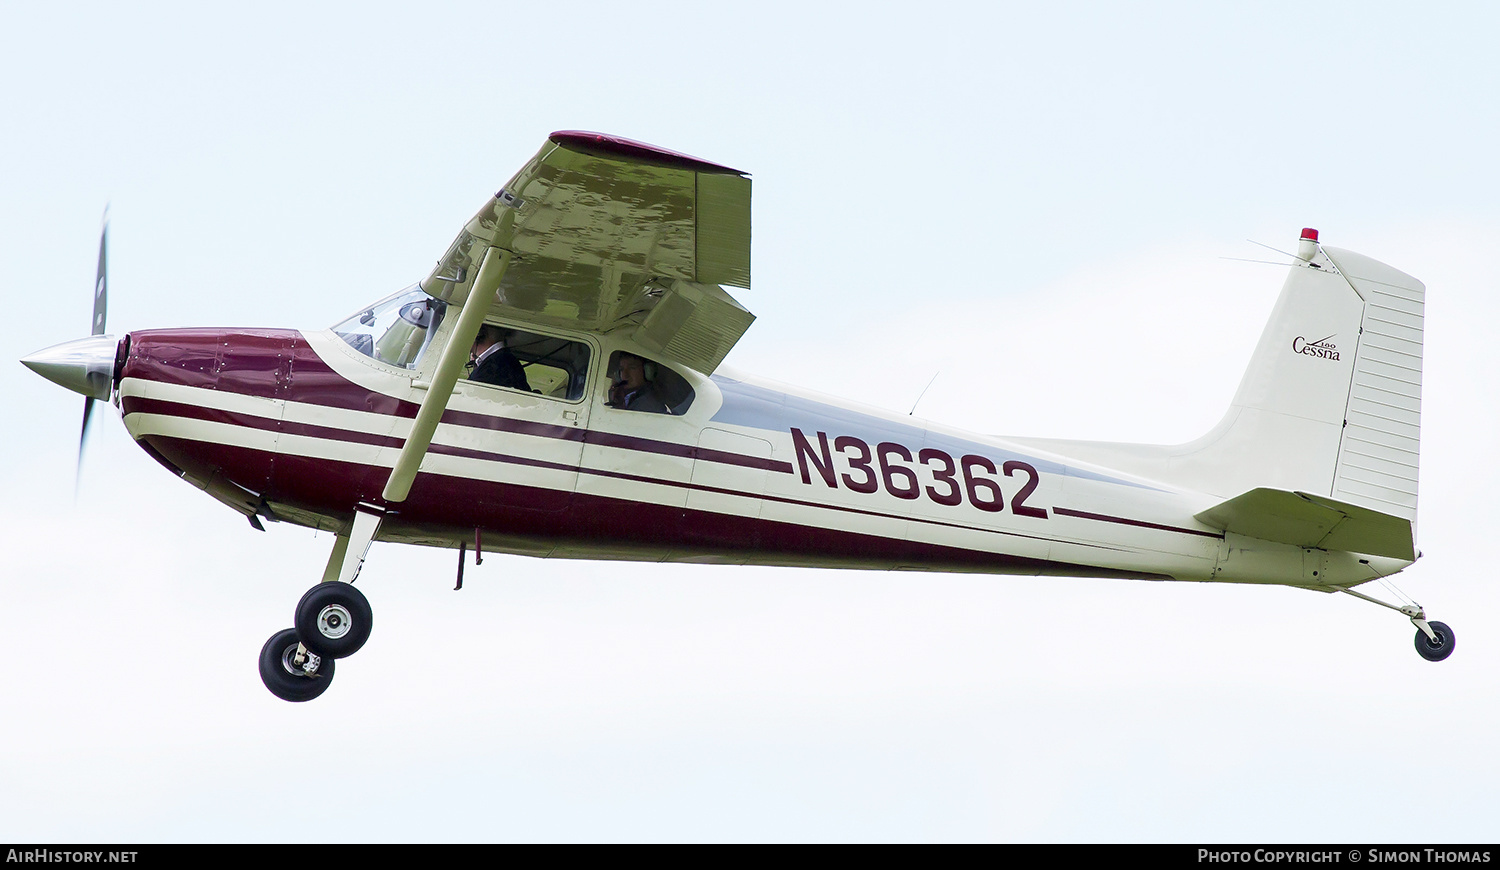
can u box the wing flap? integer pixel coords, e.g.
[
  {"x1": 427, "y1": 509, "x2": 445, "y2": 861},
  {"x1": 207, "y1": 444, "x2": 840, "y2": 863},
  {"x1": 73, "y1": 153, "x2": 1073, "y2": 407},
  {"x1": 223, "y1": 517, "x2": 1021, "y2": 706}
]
[
  {"x1": 1194, "y1": 487, "x2": 1415, "y2": 560},
  {"x1": 632, "y1": 279, "x2": 755, "y2": 375}
]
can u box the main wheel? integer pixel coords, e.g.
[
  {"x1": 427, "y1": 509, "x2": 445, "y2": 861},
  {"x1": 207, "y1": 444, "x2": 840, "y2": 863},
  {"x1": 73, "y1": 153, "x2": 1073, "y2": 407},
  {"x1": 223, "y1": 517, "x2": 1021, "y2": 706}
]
[
  {"x1": 1415, "y1": 621, "x2": 1456, "y2": 662},
  {"x1": 294, "y1": 582, "x2": 373, "y2": 659},
  {"x1": 259, "y1": 628, "x2": 335, "y2": 702}
]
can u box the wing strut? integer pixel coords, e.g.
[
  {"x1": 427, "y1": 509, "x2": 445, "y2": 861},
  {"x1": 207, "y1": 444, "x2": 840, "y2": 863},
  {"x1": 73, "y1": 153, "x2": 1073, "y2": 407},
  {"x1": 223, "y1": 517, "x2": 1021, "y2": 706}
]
[{"x1": 382, "y1": 246, "x2": 514, "y2": 503}]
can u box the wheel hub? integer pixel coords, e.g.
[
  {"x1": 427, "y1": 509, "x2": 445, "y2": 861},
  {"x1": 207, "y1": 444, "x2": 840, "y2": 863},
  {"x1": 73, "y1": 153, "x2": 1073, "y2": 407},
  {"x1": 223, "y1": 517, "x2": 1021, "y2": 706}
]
[
  {"x1": 280, "y1": 644, "x2": 321, "y2": 677},
  {"x1": 317, "y1": 604, "x2": 353, "y2": 639}
]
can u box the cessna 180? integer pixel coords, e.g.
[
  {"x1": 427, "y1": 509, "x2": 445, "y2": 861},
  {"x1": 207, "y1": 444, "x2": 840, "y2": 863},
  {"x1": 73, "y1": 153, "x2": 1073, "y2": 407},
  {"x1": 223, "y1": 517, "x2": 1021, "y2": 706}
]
[{"x1": 22, "y1": 131, "x2": 1451, "y2": 701}]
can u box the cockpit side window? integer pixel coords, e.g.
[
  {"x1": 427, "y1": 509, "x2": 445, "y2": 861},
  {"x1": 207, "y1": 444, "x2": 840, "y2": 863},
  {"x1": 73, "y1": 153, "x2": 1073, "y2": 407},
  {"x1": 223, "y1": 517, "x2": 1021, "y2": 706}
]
[
  {"x1": 605, "y1": 351, "x2": 695, "y2": 415},
  {"x1": 333, "y1": 286, "x2": 447, "y2": 370},
  {"x1": 467, "y1": 323, "x2": 592, "y2": 401}
]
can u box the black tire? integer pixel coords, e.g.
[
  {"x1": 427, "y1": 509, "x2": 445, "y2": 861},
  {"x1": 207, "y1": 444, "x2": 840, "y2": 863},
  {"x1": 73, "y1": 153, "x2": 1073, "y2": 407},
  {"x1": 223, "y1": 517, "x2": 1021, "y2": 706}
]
[
  {"x1": 1415, "y1": 621, "x2": 1456, "y2": 662},
  {"x1": 259, "y1": 628, "x2": 335, "y2": 702},
  {"x1": 294, "y1": 582, "x2": 373, "y2": 659}
]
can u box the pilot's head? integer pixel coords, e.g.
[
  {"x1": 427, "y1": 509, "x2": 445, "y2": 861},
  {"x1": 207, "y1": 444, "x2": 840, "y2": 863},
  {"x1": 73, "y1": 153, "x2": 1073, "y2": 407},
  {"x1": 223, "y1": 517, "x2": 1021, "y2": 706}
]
[
  {"x1": 617, "y1": 353, "x2": 650, "y2": 389},
  {"x1": 471, "y1": 324, "x2": 508, "y2": 360}
]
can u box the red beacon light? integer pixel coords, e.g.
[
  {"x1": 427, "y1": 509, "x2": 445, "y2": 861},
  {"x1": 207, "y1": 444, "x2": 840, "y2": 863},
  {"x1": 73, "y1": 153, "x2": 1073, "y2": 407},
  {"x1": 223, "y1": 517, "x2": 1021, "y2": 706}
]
[{"x1": 1296, "y1": 227, "x2": 1320, "y2": 261}]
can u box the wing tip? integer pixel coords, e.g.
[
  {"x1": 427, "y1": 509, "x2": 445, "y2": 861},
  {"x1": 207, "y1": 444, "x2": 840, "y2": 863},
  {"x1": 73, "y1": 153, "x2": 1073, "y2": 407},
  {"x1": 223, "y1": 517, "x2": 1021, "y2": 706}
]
[{"x1": 549, "y1": 130, "x2": 747, "y2": 176}]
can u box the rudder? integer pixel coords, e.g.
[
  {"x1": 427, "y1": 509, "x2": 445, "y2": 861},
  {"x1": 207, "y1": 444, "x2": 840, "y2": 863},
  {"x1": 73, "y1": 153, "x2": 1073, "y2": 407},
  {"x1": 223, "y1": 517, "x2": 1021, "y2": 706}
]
[{"x1": 1323, "y1": 247, "x2": 1425, "y2": 525}]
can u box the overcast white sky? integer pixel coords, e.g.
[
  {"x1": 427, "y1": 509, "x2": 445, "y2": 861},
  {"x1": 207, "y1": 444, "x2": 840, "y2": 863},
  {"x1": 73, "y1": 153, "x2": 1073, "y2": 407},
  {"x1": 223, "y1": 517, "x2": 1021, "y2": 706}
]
[{"x1": 2, "y1": 0, "x2": 1498, "y2": 843}]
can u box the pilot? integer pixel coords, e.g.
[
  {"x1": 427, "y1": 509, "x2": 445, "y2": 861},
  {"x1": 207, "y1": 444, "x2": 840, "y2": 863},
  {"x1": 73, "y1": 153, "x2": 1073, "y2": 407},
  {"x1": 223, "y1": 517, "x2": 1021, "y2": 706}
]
[
  {"x1": 468, "y1": 324, "x2": 529, "y2": 391},
  {"x1": 608, "y1": 353, "x2": 671, "y2": 414}
]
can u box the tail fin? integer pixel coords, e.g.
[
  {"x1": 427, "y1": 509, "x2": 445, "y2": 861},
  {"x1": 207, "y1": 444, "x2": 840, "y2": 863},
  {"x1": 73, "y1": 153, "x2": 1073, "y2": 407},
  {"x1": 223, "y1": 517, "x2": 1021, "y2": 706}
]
[
  {"x1": 1016, "y1": 232, "x2": 1425, "y2": 524},
  {"x1": 1178, "y1": 239, "x2": 1425, "y2": 518}
]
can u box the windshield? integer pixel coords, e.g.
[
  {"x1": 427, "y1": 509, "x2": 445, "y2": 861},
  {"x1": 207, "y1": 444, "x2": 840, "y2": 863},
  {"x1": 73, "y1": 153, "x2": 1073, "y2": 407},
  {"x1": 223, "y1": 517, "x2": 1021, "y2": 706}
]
[{"x1": 333, "y1": 286, "x2": 448, "y2": 370}]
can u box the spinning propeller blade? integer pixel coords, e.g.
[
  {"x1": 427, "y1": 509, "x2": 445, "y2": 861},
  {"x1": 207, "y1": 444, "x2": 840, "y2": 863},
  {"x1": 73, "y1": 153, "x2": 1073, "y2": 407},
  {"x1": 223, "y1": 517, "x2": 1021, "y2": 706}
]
[
  {"x1": 92, "y1": 210, "x2": 108, "y2": 337},
  {"x1": 79, "y1": 212, "x2": 108, "y2": 471}
]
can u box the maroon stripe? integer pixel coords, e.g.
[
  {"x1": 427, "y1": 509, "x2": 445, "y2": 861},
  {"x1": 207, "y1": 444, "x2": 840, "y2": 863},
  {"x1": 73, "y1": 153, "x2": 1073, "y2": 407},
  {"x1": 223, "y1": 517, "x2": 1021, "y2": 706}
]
[
  {"x1": 123, "y1": 396, "x2": 406, "y2": 450},
  {"x1": 696, "y1": 445, "x2": 793, "y2": 474},
  {"x1": 428, "y1": 443, "x2": 575, "y2": 474},
  {"x1": 127, "y1": 394, "x2": 1129, "y2": 554},
  {"x1": 444, "y1": 408, "x2": 581, "y2": 440},
  {"x1": 582, "y1": 465, "x2": 1127, "y2": 553},
  {"x1": 123, "y1": 395, "x2": 272, "y2": 432},
  {"x1": 434, "y1": 414, "x2": 794, "y2": 475},
  {"x1": 424, "y1": 441, "x2": 1123, "y2": 553},
  {"x1": 553, "y1": 490, "x2": 1155, "y2": 578},
  {"x1": 137, "y1": 434, "x2": 1165, "y2": 579},
  {"x1": 581, "y1": 429, "x2": 793, "y2": 474},
  {"x1": 280, "y1": 419, "x2": 404, "y2": 449},
  {"x1": 1051, "y1": 506, "x2": 1223, "y2": 539}
]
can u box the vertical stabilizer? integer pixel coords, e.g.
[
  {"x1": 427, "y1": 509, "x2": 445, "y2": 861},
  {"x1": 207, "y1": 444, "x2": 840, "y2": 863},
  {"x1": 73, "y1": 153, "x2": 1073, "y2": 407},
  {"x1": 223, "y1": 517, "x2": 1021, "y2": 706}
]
[
  {"x1": 1012, "y1": 233, "x2": 1426, "y2": 544},
  {"x1": 1159, "y1": 239, "x2": 1369, "y2": 499}
]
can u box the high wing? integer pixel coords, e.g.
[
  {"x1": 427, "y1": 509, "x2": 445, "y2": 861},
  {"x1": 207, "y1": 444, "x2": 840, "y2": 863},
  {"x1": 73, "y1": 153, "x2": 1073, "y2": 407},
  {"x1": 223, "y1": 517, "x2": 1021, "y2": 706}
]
[
  {"x1": 421, "y1": 131, "x2": 754, "y2": 376},
  {"x1": 380, "y1": 132, "x2": 754, "y2": 504}
]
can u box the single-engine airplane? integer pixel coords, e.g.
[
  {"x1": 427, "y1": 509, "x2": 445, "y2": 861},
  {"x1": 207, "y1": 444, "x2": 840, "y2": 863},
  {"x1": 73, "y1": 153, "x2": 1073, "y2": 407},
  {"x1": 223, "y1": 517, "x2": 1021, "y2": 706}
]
[{"x1": 22, "y1": 131, "x2": 1451, "y2": 701}]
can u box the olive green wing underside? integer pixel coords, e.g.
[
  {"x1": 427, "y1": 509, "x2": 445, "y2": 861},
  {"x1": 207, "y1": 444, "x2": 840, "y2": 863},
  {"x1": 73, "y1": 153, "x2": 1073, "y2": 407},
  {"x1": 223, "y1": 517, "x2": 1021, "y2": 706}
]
[{"x1": 422, "y1": 132, "x2": 753, "y2": 375}]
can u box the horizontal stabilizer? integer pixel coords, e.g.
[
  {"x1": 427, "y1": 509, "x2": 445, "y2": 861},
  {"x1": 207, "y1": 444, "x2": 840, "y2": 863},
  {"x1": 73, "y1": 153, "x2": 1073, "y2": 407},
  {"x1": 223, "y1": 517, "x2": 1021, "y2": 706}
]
[{"x1": 1194, "y1": 488, "x2": 1414, "y2": 560}]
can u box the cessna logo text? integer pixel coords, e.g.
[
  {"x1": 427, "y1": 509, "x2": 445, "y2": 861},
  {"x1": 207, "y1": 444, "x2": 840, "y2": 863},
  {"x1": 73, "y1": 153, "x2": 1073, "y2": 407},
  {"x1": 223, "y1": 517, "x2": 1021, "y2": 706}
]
[
  {"x1": 791, "y1": 428, "x2": 1049, "y2": 518},
  {"x1": 1292, "y1": 334, "x2": 1340, "y2": 360}
]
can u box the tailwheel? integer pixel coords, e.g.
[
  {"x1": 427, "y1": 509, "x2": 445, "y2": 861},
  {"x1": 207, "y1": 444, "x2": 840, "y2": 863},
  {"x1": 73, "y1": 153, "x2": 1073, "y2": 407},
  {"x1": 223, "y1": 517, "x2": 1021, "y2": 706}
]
[
  {"x1": 294, "y1": 582, "x2": 373, "y2": 659},
  {"x1": 1337, "y1": 587, "x2": 1455, "y2": 663},
  {"x1": 1414, "y1": 620, "x2": 1456, "y2": 662},
  {"x1": 259, "y1": 628, "x2": 335, "y2": 702}
]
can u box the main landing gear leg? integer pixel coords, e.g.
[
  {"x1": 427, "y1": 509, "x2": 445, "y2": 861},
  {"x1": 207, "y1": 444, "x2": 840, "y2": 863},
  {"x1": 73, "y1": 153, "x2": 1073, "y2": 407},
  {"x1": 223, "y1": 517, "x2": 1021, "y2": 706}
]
[
  {"x1": 1336, "y1": 586, "x2": 1456, "y2": 662},
  {"x1": 258, "y1": 506, "x2": 383, "y2": 701}
]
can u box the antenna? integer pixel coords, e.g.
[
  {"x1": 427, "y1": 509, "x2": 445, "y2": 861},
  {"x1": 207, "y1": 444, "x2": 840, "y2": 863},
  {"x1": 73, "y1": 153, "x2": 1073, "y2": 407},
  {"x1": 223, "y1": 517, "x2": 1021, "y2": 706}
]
[
  {"x1": 908, "y1": 371, "x2": 940, "y2": 416},
  {"x1": 1246, "y1": 238, "x2": 1297, "y2": 259}
]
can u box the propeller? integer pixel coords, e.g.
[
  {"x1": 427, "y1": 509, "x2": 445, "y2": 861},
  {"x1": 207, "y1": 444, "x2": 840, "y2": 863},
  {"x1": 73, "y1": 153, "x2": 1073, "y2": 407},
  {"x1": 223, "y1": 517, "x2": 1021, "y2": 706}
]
[
  {"x1": 20, "y1": 209, "x2": 120, "y2": 493},
  {"x1": 80, "y1": 210, "x2": 109, "y2": 470}
]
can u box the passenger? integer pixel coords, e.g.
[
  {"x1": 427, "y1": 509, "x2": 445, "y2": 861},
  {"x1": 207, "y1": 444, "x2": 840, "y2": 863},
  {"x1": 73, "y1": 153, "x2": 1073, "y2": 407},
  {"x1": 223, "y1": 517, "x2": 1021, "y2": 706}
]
[
  {"x1": 468, "y1": 324, "x2": 529, "y2": 391},
  {"x1": 609, "y1": 353, "x2": 671, "y2": 414}
]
